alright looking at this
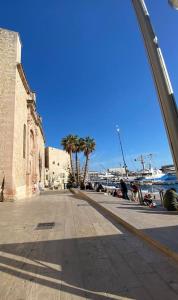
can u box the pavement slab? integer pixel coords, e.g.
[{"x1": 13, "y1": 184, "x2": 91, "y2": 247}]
[
  {"x1": 0, "y1": 191, "x2": 178, "y2": 299},
  {"x1": 79, "y1": 191, "x2": 178, "y2": 260}
]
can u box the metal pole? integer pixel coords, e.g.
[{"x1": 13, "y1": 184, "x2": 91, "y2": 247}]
[
  {"x1": 132, "y1": 0, "x2": 178, "y2": 178},
  {"x1": 116, "y1": 129, "x2": 128, "y2": 176},
  {"x1": 140, "y1": 155, "x2": 145, "y2": 171}
]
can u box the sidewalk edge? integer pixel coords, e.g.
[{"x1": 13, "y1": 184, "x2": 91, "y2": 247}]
[{"x1": 71, "y1": 189, "x2": 178, "y2": 264}]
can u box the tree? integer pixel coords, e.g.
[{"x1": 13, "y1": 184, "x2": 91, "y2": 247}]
[
  {"x1": 61, "y1": 135, "x2": 76, "y2": 180},
  {"x1": 82, "y1": 137, "x2": 96, "y2": 183},
  {"x1": 66, "y1": 172, "x2": 75, "y2": 189},
  {"x1": 73, "y1": 136, "x2": 85, "y2": 186}
]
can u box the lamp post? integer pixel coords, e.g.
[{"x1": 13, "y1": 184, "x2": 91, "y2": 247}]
[
  {"x1": 116, "y1": 127, "x2": 128, "y2": 177},
  {"x1": 132, "y1": 0, "x2": 178, "y2": 178}
]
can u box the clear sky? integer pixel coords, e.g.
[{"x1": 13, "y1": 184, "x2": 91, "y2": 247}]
[{"x1": 1, "y1": 0, "x2": 178, "y2": 171}]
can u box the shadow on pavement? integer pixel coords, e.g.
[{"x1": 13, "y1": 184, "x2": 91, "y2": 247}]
[
  {"x1": 116, "y1": 205, "x2": 178, "y2": 215},
  {"x1": 1, "y1": 230, "x2": 178, "y2": 300},
  {"x1": 0, "y1": 235, "x2": 145, "y2": 299}
]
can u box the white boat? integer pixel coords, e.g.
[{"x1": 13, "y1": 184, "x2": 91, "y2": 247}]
[
  {"x1": 135, "y1": 169, "x2": 161, "y2": 183},
  {"x1": 138, "y1": 168, "x2": 164, "y2": 180},
  {"x1": 135, "y1": 168, "x2": 178, "y2": 184}
]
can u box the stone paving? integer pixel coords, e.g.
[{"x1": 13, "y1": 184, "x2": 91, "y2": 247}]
[
  {"x1": 81, "y1": 191, "x2": 178, "y2": 257},
  {"x1": 1, "y1": 192, "x2": 178, "y2": 299}
]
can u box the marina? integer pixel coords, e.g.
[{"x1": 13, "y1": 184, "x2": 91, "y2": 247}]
[
  {"x1": 88, "y1": 153, "x2": 178, "y2": 195},
  {"x1": 88, "y1": 165, "x2": 178, "y2": 207}
]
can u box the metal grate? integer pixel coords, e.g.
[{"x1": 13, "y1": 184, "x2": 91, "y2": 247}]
[{"x1": 36, "y1": 222, "x2": 55, "y2": 230}]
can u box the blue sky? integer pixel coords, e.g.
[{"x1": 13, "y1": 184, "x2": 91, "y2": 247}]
[{"x1": 1, "y1": 0, "x2": 178, "y2": 171}]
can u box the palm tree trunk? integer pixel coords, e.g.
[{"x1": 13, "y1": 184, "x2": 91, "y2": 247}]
[
  {"x1": 83, "y1": 154, "x2": 89, "y2": 183},
  {"x1": 78, "y1": 160, "x2": 80, "y2": 184},
  {"x1": 70, "y1": 151, "x2": 75, "y2": 180},
  {"x1": 75, "y1": 152, "x2": 79, "y2": 185}
]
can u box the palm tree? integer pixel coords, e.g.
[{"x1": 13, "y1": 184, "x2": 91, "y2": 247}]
[
  {"x1": 61, "y1": 135, "x2": 76, "y2": 180},
  {"x1": 73, "y1": 136, "x2": 85, "y2": 186},
  {"x1": 82, "y1": 137, "x2": 96, "y2": 183}
]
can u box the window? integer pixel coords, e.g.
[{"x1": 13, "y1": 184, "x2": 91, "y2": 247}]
[
  {"x1": 57, "y1": 163, "x2": 60, "y2": 166},
  {"x1": 46, "y1": 175, "x2": 48, "y2": 180},
  {"x1": 53, "y1": 161, "x2": 55, "y2": 164},
  {"x1": 23, "y1": 124, "x2": 26, "y2": 158}
]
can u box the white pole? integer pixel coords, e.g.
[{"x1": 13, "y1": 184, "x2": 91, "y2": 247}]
[
  {"x1": 132, "y1": 0, "x2": 178, "y2": 178},
  {"x1": 169, "y1": 0, "x2": 178, "y2": 9}
]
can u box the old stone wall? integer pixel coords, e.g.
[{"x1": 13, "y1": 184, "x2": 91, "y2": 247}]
[
  {"x1": 0, "y1": 29, "x2": 20, "y2": 199},
  {"x1": 0, "y1": 28, "x2": 45, "y2": 200},
  {"x1": 25, "y1": 105, "x2": 45, "y2": 197},
  {"x1": 13, "y1": 68, "x2": 28, "y2": 198},
  {"x1": 37, "y1": 125, "x2": 45, "y2": 185}
]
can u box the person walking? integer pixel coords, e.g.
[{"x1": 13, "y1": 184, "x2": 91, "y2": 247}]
[
  {"x1": 120, "y1": 179, "x2": 129, "y2": 200},
  {"x1": 130, "y1": 182, "x2": 138, "y2": 202}
]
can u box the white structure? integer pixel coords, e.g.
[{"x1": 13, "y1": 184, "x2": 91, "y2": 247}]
[
  {"x1": 45, "y1": 147, "x2": 70, "y2": 189},
  {"x1": 108, "y1": 168, "x2": 126, "y2": 175}
]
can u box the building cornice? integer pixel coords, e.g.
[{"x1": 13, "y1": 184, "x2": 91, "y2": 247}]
[
  {"x1": 17, "y1": 63, "x2": 45, "y2": 142},
  {"x1": 17, "y1": 63, "x2": 31, "y2": 94},
  {"x1": 27, "y1": 101, "x2": 45, "y2": 142}
]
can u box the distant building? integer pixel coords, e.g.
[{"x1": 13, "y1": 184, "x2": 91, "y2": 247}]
[
  {"x1": 45, "y1": 147, "x2": 70, "y2": 189},
  {"x1": 108, "y1": 167, "x2": 126, "y2": 175},
  {"x1": 0, "y1": 28, "x2": 45, "y2": 200},
  {"x1": 88, "y1": 171, "x2": 101, "y2": 181}
]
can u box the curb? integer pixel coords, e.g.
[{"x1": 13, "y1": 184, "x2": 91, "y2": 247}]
[{"x1": 71, "y1": 188, "x2": 178, "y2": 264}]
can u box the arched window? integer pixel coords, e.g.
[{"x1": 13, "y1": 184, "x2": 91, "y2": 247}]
[{"x1": 23, "y1": 124, "x2": 26, "y2": 158}]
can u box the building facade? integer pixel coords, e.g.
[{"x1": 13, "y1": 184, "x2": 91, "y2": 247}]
[
  {"x1": 108, "y1": 168, "x2": 126, "y2": 175},
  {"x1": 0, "y1": 28, "x2": 45, "y2": 200},
  {"x1": 45, "y1": 147, "x2": 70, "y2": 189}
]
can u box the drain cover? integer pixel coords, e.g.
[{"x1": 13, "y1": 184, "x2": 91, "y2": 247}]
[{"x1": 36, "y1": 222, "x2": 55, "y2": 230}]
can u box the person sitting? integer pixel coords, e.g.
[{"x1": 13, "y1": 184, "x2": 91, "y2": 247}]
[
  {"x1": 96, "y1": 184, "x2": 104, "y2": 192},
  {"x1": 163, "y1": 188, "x2": 178, "y2": 211},
  {"x1": 86, "y1": 182, "x2": 93, "y2": 190},
  {"x1": 113, "y1": 189, "x2": 118, "y2": 197},
  {"x1": 144, "y1": 193, "x2": 153, "y2": 206}
]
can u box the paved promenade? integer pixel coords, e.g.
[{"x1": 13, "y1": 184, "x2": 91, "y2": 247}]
[
  {"x1": 1, "y1": 191, "x2": 178, "y2": 299},
  {"x1": 79, "y1": 191, "x2": 178, "y2": 259}
]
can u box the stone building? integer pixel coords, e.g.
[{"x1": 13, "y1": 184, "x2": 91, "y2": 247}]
[
  {"x1": 45, "y1": 147, "x2": 70, "y2": 189},
  {"x1": 0, "y1": 28, "x2": 45, "y2": 200}
]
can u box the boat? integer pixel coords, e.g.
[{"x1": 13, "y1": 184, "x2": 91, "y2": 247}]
[
  {"x1": 135, "y1": 169, "x2": 178, "y2": 185},
  {"x1": 153, "y1": 173, "x2": 178, "y2": 185},
  {"x1": 135, "y1": 168, "x2": 164, "y2": 181}
]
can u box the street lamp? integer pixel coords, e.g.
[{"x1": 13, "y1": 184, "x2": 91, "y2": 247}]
[
  {"x1": 169, "y1": 0, "x2": 178, "y2": 9},
  {"x1": 132, "y1": 0, "x2": 178, "y2": 178},
  {"x1": 116, "y1": 126, "x2": 128, "y2": 177}
]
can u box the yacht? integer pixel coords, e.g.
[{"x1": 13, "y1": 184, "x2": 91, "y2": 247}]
[
  {"x1": 136, "y1": 168, "x2": 164, "y2": 181},
  {"x1": 136, "y1": 168, "x2": 178, "y2": 184}
]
